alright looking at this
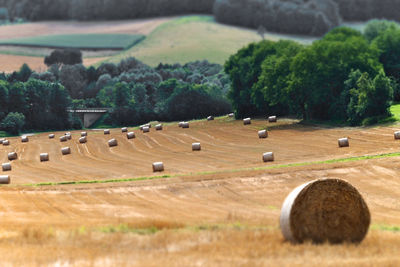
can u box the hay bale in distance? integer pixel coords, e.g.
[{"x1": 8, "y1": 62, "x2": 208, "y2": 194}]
[
  {"x1": 65, "y1": 133, "x2": 72, "y2": 140},
  {"x1": 394, "y1": 131, "x2": 400, "y2": 140},
  {"x1": 8, "y1": 152, "x2": 18, "y2": 161},
  {"x1": 61, "y1": 147, "x2": 71, "y2": 155},
  {"x1": 280, "y1": 178, "x2": 370, "y2": 244},
  {"x1": 60, "y1": 136, "x2": 67, "y2": 142},
  {"x1": 155, "y1": 124, "x2": 163, "y2": 131},
  {"x1": 121, "y1": 127, "x2": 128, "y2": 133},
  {"x1": 2, "y1": 140, "x2": 9, "y2": 146},
  {"x1": 243, "y1": 118, "x2": 251, "y2": 125},
  {"x1": 152, "y1": 162, "x2": 164, "y2": 172},
  {"x1": 2, "y1": 163, "x2": 11, "y2": 172},
  {"x1": 263, "y1": 152, "x2": 274, "y2": 162},
  {"x1": 258, "y1": 130, "x2": 268, "y2": 139},
  {"x1": 21, "y1": 136, "x2": 29, "y2": 142},
  {"x1": 0, "y1": 175, "x2": 10, "y2": 184},
  {"x1": 228, "y1": 113, "x2": 234, "y2": 118},
  {"x1": 182, "y1": 122, "x2": 189, "y2": 128},
  {"x1": 268, "y1": 116, "x2": 277, "y2": 123},
  {"x1": 79, "y1": 136, "x2": 87, "y2": 144},
  {"x1": 40, "y1": 153, "x2": 49, "y2": 162},
  {"x1": 178, "y1": 122, "x2": 184, "y2": 127},
  {"x1": 192, "y1": 142, "x2": 201, "y2": 151},
  {"x1": 207, "y1": 116, "x2": 214, "y2": 121},
  {"x1": 108, "y1": 138, "x2": 118, "y2": 147},
  {"x1": 104, "y1": 129, "x2": 110, "y2": 135},
  {"x1": 127, "y1": 132, "x2": 135, "y2": 139},
  {"x1": 338, "y1": 138, "x2": 349, "y2": 148},
  {"x1": 142, "y1": 126, "x2": 150, "y2": 133},
  {"x1": 81, "y1": 132, "x2": 87, "y2": 137},
  {"x1": 49, "y1": 134, "x2": 55, "y2": 139}
]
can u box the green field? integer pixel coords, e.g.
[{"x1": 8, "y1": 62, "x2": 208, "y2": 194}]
[{"x1": 0, "y1": 34, "x2": 145, "y2": 50}]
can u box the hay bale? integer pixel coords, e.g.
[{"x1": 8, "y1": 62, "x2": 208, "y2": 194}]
[
  {"x1": 108, "y1": 138, "x2": 118, "y2": 147},
  {"x1": 104, "y1": 129, "x2": 110, "y2": 135},
  {"x1": 0, "y1": 175, "x2": 10, "y2": 184},
  {"x1": 192, "y1": 142, "x2": 201, "y2": 151},
  {"x1": 8, "y1": 152, "x2": 17, "y2": 161},
  {"x1": 81, "y1": 132, "x2": 87, "y2": 137},
  {"x1": 338, "y1": 138, "x2": 349, "y2": 148},
  {"x1": 155, "y1": 124, "x2": 163, "y2": 131},
  {"x1": 60, "y1": 136, "x2": 67, "y2": 142},
  {"x1": 394, "y1": 131, "x2": 400, "y2": 140},
  {"x1": 146, "y1": 123, "x2": 151, "y2": 129},
  {"x1": 61, "y1": 147, "x2": 71, "y2": 155},
  {"x1": 142, "y1": 126, "x2": 150, "y2": 133},
  {"x1": 65, "y1": 133, "x2": 72, "y2": 140},
  {"x1": 79, "y1": 136, "x2": 87, "y2": 144},
  {"x1": 268, "y1": 116, "x2": 277, "y2": 123},
  {"x1": 228, "y1": 113, "x2": 234, "y2": 118},
  {"x1": 21, "y1": 136, "x2": 29, "y2": 143},
  {"x1": 258, "y1": 130, "x2": 268, "y2": 139},
  {"x1": 121, "y1": 127, "x2": 128, "y2": 133},
  {"x1": 243, "y1": 118, "x2": 251, "y2": 125},
  {"x1": 127, "y1": 132, "x2": 135, "y2": 139},
  {"x1": 49, "y1": 134, "x2": 55, "y2": 139},
  {"x1": 207, "y1": 116, "x2": 214, "y2": 121},
  {"x1": 2, "y1": 140, "x2": 9, "y2": 146},
  {"x1": 182, "y1": 122, "x2": 189, "y2": 128},
  {"x1": 280, "y1": 178, "x2": 370, "y2": 244},
  {"x1": 178, "y1": 121, "x2": 184, "y2": 127},
  {"x1": 2, "y1": 163, "x2": 11, "y2": 172},
  {"x1": 40, "y1": 153, "x2": 49, "y2": 162},
  {"x1": 262, "y1": 152, "x2": 274, "y2": 162},
  {"x1": 152, "y1": 162, "x2": 164, "y2": 172}
]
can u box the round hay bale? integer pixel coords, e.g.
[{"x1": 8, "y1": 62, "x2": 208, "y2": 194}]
[
  {"x1": 60, "y1": 136, "x2": 67, "y2": 142},
  {"x1": 108, "y1": 138, "x2": 118, "y2": 147},
  {"x1": 280, "y1": 178, "x2": 370, "y2": 244},
  {"x1": 155, "y1": 124, "x2": 163, "y2": 131},
  {"x1": 21, "y1": 136, "x2": 29, "y2": 143},
  {"x1": 146, "y1": 123, "x2": 151, "y2": 129},
  {"x1": 182, "y1": 122, "x2": 189, "y2": 128},
  {"x1": 258, "y1": 130, "x2": 268, "y2": 139},
  {"x1": 2, "y1": 140, "x2": 9, "y2": 146},
  {"x1": 65, "y1": 134, "x2": 72, "y2": 140},
  {"x1": 178, "y1": 121, "x2": 185, "y2": 127},
  {"x1": 65, "y1": 132, "x2": 71, "y2": 135},
  {"x1": 2, "y1": 163, "x2": 11, "y2": 172},
  {"x1": 192, "y1": 143, "x2": 201, "y2": 151},
  {"x1": 152, "y1": 162, "x2": 164, "y2": 172},
  {"x1": 263, "y1": 152, "x2": 274, "y2": 162},
  {"x1": 104, "y1": 129, "x2": 110, "y2": 135},
  {"x1": 394, "y1": 131, "x2": 400, "y2": 140},
  {"x1": 49, "y1": 134, "x2": 55, "y2": 139},
  {"x1": 268, "y1": 116, "x2": 277, "y2": 123},
  {"x1": 142, "y1": 126, "x2": 150, "y2": 133},
  {"x1": 121, "y1": 127, "x2": 128, "y2": 133},
  {"x1": 61, "y1": 147, "x2": 71, "y2": 155},
  {"x1": 243, "y1": 118, "x2": 251, "y2": 125},
  {"x1": 127, "y1": 132, "x2": 135, "y2": 139},
  {"x1": 338, "y1": 138, "x2": 349, "y2": 148},
  {"x1": 81, "y1": 132, "x2": 87, "y2": 137},
  {"x1": 8, "y1": 152, "x2": 18, "y2": 161},
  {"x1": 207, "y1": 116, "x2": 214, "y2": 121},
  {"x1": 79, "y1": 136, "x2": 87, "y2": 144},
  {"x1": 0, "y1": 175, "x2": 10, "y2": 184},
  {"x1": 228, "y1": 113, "x2": 234, "y2": 118},
  {"x1": 40, "y1": 153, "x2": 49, "y2": 162}
]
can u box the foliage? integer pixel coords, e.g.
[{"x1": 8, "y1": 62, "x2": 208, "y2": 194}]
[
  {"x1": 0, "y1": 112, "x2": 25, "y2": 135},
  {"x1": 44, "y1": 49, "x2": 82, "y2": 66},
  {"x1": 363, "y1": 19, "x2": 399, "y2": 43}
]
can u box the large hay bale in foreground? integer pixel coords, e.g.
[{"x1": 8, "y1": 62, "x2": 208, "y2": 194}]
[
  {"x1": 155, "y1": 124, "x2": 163, "y2": 131},
  {"x1": 182, "y1": 122, "x2": 189, "y2": 128},
  {"x1": 258, "y1": 130, "x2": 268, "y2": 139},
  {"x1": 81, "y1": 132, "x2": 87, "y2": 137},
  {"x1": 21, "y1": 136, "x2": 29, "y2": 142},
  {"x1": 268, "y1": 116, "x2": 277, "y2": 123},
  {"x1": 280, "y1": 178, "x2": 370, "y2": 244},
  {"x1": 2, "y1": 163, "x2": 11, "y2": 172},
  {"x1": 40, "y1": 153, "x2": 49, "y2": 162},
  {"x1": 121, "y1": 127, "x2": 128, "y2": 133},
  {"x1": 108, "y1": 138, "x2": 118, "y2": 147},
  {"x1": 8, "y1": 152, "x2": 18, "y2": 161},
  {"x1": 104, "y1": 129, "x2": 110, "y2": 135},
  {"x1": 61, "y1": 147, "x2": 71, "y2": 155},
  {"x1": 394, "y1": 131, "x2": 400, "y2": 140},
  {"x1": 49, "y1": 134, "x2": 55, "y2": 139},
  {"x1": 263, "y1": 152, "x2": 274, "y2": 162},
  {"x1": 79, "y1": 136, "x2": 87, "y2": 144},
  {"x1": 338, "y1": 138, "x2": 349, "y2": 148},
  {"x1": 207, "y1": 116, "x2": 214, "y2": 121},
  {"x1": 0, "y1": 175, "x2": 10, "y2": 184},
  {"x1": 243, "y1": 118, "x2": 251, "y2": 125},
  {"x1": 192, "y1": 142, "x2": 201, "y2": 151},
  {"x1": 60, "y1": 136, "x2": 67, "y2": 142},
  {"x1": 127, "y1": 132, "x2": 135, "y2": 139},
  {"x1": 2, "y1": 140, "x2": 9, "y2": 146},
  {"x1": 152, "y1": 162, "x2": 164, "y2": 172},
  {"x1": 142, "y1": 126, "x2": 150, "y2": 133}
]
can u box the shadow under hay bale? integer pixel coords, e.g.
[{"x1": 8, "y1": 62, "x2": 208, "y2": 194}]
[
  {"x1": 61, "y1": 147, "x2": 71, "y2": 155},
  {"x1": 280, "y1": 178, "x2": 370, "y2": 244},
  {"x1": 243, "y1": 118, "x2": 251, "y2": 125},
  {"x1": 258, "y1": 130, "x2": 268, "y2": 139},
  {"x1": 8, "y1": 152, "x2": 17, "y2": 161},
  {"x1": 338, "y1": 138, "x2": 349, "y2": 148},
  {"x1": 192, "y1": 143, "x2": 201, "y2": 151},
  {"x1": 79, "y1": 136, "x2": 87, "y2": 144},
  {"x1": 49, "y1": 134, "x2": 55, "y2": 139},
  {"x1": 2, "y1": 163, "x2": 11, "y2": 172},
  {"x1": 21, "y1": 136, "x2": 29, "y2": 142},
  {"x1": 155, "y1": 124, "x2": 163, "y2": 131},
  {"x1": 0, "y1": 175, "x2": 10, "y2": 184},
  {"x1": 127, "y1": 132, "x2": 135, "y2": 139},
  {"x1": 263, "y1": 152, "x2": 274, "y2": 162},
  {"x1": 108, "y1": 138, "x2": 118, "y2": 147},
  {"x1": 268, "y1": 116, "x2": 277, "y2": 123},
  {"x1": 40, "y1": 153, "x2": 49, "y2": 162},
  {"x1": 152, "y1": 162, "x2": 164, "y2": 172}
]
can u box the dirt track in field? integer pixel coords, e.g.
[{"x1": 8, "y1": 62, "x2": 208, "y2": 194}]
[{"x1": 1, "y1": 118, "x2": 400, "y2": 266}]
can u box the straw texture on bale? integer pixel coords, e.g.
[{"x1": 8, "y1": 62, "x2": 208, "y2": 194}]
[
  {"x1": 0, "y1": 175, "x2": 10, "y2": 184},
  {"x1": 60, "y1": 136, "x2": 67, "y2": 142},
  {"x1": 127, "y1": 132, "x2": 135, "y2": 139},
  {"x1": 61, "y1": 147, "x2": 71, "y2": 155},
  {"x1": 40, "y1": 153, "x2": 49, "y2": 162},
  {"x1": 21, "y1": 136, "x2": 29, "y2": 142},
  {"x1": 268, "y1": 116, "x2": 277, "y2": 123},
  {"x1": 258, "y1": 130, "x2": 268, "y2": 139},
  {"x1": 263, "y1": 152, "x2": 274, "y2": 162},
  {"x1": 280, "y1": 178, "x2": 370, "y2": 244},
  {"x1": 207, "y1": 116, "x2": 214, "y2": 121},
  {"x1": 192, "y1": 143, "x2": 201, "y2": 151},
  {"x1": 182, "y1": 122, "x2": 189, "y2": 128},
  {"x1": 104, "y1": 129, "x2": 110, "y2": 135},
  {"x1": 338, "y1": 138, "x2": 349, "y2": 148},
  {"x1": 228, "y1": 113, "x2": 234, "y2": 118},
  {"x1": 108, "y1": 138, "x2": 118, "y2": 147},
  {"x1": 8, "y1": 152, "x2": 18, "y2": 161},
  {"x1": 142, "y1": 126, "x2": 150, "y2": 133},
  {"x1": 81, "y1": 132, "x2": 87, "y2": 137},
  {"x1": 155, "y1": 124, "x2": 163, "y2": 131},
  {"x1": 152, "y1": 162, "x2": 164, "y2": 172},
  {"x1": 79, "y1": 136, "x2": 87, "y2": 144},
  {"x1": 49, "y1": 134, "x2": 55, "y2": 139},
  {"x1": 2, "y1": 163, "x2": 11, "y2": 172},
  {"x1": 394, "y1": 131, "x2": 400, "y2": 140},
  {"x1": 2, "y1": 140, "x2": 9, "y2": 146},
  {"x1": 243, "y1": 118, "x2": 251, "y2": 125}
]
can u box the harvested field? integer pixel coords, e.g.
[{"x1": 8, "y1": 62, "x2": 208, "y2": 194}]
[{"x1": 0, "y1": 118, "x2": 400, "y2": 265}]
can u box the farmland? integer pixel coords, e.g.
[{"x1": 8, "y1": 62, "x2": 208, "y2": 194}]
[{"x1": 0, "y1": 117, "x2": 400, "y2": 265}]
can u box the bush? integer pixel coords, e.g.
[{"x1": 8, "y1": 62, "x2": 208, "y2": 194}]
[
  {"x1": 1, "y1": 112, "x2": 25, "y2": 135},
  {"x1": 44, "y1": 49, "x2": 82, "y2": 66}
]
